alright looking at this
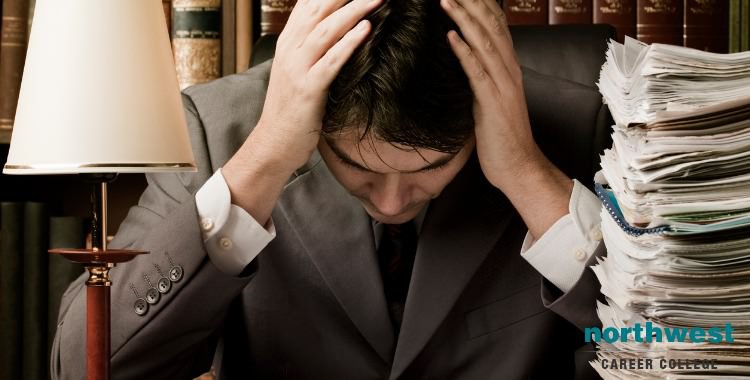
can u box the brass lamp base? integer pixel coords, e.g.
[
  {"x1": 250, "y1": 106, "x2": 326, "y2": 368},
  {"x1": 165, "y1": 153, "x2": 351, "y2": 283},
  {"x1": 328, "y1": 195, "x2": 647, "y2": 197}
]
[{"x1": 50, "y1": 249, "x2": 147, "y2": 380}]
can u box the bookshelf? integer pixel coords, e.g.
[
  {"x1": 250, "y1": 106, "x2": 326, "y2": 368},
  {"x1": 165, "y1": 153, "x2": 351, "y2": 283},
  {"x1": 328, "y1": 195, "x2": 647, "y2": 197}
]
[{"x1": 0, "y1": 130, "x2": 10, "y2": 145}]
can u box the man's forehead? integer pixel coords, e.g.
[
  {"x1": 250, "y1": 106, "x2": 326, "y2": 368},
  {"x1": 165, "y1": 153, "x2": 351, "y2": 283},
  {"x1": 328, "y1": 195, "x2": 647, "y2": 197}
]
[{"x1": 323, "y1": 132, "x2": 462, "y2": 174}]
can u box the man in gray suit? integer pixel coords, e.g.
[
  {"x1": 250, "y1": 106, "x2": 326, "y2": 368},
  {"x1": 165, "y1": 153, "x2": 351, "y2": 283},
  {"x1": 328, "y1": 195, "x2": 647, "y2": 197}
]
[{"x1": 52, "y1": 0, "x2": 605, "y2": 378}]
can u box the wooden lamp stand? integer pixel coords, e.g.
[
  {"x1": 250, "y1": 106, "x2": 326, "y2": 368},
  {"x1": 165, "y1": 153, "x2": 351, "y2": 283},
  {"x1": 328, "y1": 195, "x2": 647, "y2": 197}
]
[
  {"x1": 1, "y1": 2, "x2": 197, "y2": 377},
  {"x1": 50, "y1": 175, "x2": 146, "y2": 380}
]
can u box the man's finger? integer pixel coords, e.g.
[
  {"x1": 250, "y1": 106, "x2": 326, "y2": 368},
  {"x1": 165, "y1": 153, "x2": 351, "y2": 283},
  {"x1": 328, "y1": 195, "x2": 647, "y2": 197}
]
[
  {"x1": 459, "y1": 0, "x2": 521, "y2": 77},
  {"x1": 456, "y1": 0, "x2": 518, "y2": 77},
  {"x1": 309, "y1": 20, "x2": 372, "y2": 90},
  {"x1": 280, "y1": 0, "x2": 349, "y2": 49},
  {"x1": 460, "y1": 0, "x2": 514, "y2": 49},
  {"x1": 480, "y1": 0, "x2": 513, "y2": 42},
  {"x1": 441, "y1": 0, "x2": 514, "y2": 89},
  {"x1": 300, "y1": 0, "x2": 381, "y2": 68},
  {"x1": 446, "y1": 30, "x2": 499, "y2": 102}
]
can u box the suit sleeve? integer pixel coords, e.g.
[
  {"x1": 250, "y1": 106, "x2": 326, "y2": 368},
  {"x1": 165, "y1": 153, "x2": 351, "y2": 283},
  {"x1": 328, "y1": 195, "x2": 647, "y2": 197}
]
[
  {"x1": 519, "y1": 180, "x2": 605, "y2": 331},
  {"x1": 540, "y1": 244, "x2": 605, "y2": 331},
  {"x1": 51, "y1": 93, "x2": 258, "y2": 379}
]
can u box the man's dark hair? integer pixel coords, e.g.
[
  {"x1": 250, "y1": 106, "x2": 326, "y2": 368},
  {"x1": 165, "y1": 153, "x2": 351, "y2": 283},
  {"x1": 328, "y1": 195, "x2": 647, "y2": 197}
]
[{"x1": 323, "y1": 0, "x2": 474, "y2": 153}]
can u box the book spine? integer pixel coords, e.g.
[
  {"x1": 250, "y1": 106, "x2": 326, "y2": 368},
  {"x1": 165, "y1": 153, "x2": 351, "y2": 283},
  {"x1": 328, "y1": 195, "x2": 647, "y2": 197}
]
[
  {"x1": 0, "y1": 202, "x2": 24, "y2": 379},
  {"x1": 504, "y1": 0, "x2": 549, "y2": 24},
  {"x1": 22, "y1": 202, "x2": 48, "y2": 380},
  {"x1": 163, "y1": 0, "x2": 172, "y2": 39},
  {"x1": 729, "y1": 0, "x2": 742, "y2": 53},
  {"x1": 47, "y1": 216, "x2": 85, "y2": 367},
  {"x1": 260, "y1": 0, "x2": 296, "y2": 36},
  {"x1": 742, "y1": 0, "x2": 749, "y2": 51},
  {"x1": 593, "y1": 0, "x2": 636, "y2": 42},
  {"x1": 236, "y1": 0, "x2": 252, "y2": 72},
  {"x1": 636, "y1": 0, "x2": 683, "y2": 45},
  {"x1": 549, "y1": 0, "x2": 593, "y2": 24},
  {"x1": 222, "y1": 0, "x2": 236, "y2": 77},
  {"x1": 27, "y1": 0, "x2": 35, "y2": 40},
  {"x1": 0, "y1": 0, "x2": 30, "y2": 130},
  {"x1": 172, "y1": 0, "x2": 222, "y2": 90},
  {"x1": 684, "y1": 0, "x2": 728, "y2": 53}
]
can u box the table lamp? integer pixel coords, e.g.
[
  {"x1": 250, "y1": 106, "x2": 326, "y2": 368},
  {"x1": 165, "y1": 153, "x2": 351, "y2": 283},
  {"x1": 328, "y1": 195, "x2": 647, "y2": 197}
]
[{"x1": 2, "y1": 0, "x2": 196, "y2": 379}]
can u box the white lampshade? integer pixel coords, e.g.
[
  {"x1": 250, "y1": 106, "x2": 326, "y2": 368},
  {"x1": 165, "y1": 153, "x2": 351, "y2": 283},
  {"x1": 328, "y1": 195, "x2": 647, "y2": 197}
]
[{"x1": 3, "y1": 0, "x2": 196, "y2": 174}]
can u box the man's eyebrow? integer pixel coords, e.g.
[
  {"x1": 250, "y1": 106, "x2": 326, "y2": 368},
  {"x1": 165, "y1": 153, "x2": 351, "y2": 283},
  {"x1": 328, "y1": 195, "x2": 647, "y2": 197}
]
[{"x1": 326, "y1": 139, "x2": 457, "y2": 174}]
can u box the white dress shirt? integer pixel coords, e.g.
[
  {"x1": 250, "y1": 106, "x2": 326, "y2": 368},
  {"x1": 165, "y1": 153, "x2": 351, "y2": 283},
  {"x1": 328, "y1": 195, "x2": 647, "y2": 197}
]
[{"x1": 195, "y1": 169, "x2": 602, "y2": 292}]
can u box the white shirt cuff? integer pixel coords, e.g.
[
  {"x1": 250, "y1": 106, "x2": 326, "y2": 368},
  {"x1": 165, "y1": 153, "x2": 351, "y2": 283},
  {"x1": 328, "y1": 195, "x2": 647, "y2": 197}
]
[
  {"x1": 520, "y1": 179, "x2": 602, "y2": 293},
  {"x1": 195, "y1": 168, "x2": 276, "y2": 276}
]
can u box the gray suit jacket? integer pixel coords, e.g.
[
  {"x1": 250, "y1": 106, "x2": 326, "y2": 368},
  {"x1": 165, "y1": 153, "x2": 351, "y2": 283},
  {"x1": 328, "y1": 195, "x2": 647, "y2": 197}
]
[{"x1": 52, "y1": 60, "x2": 604, "y2": 379}]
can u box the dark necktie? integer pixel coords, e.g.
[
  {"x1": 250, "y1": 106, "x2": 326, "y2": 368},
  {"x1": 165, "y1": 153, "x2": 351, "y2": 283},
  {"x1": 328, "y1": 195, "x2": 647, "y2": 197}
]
[{"x1": 377, "y1": 222, "x2": 418, "y2": 335}]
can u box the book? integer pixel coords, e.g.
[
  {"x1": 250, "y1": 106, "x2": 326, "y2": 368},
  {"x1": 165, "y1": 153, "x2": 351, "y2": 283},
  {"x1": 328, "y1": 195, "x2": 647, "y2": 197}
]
[
  {"x1": 0, "y1": 202, "x2": 24, "y2": 380},
  {"x1": 684, "y1": 0, "x2": 729, "y2": 53},
  {"x1": 504, "y1": 0, "x2": 549, "y2": 24},
  {"x1": 47, "y1": 216, "x2": 85, "y2": 369},
  {"x1": 222, "y1": 0, "x2": 237, "y2": 76},
  {"x1": 22, "y1": 202, "x2": 48, "y2": 380},
  {"x1": 27, "y1": 0, "x2": 35, "y2": 39},
  {"x1": 743, "y1": 0, "x2": 750, "y2": 51},
  {"x1": 0, "y1": 0, "x2": 29, "y2": 130},
  {"x1": 730, "y1": 0, "x2": 742, "y2": 53},
  {"x1": 593, "y1": 0, "x2": 636, "y2": 42},
  {"x1": 636, "y1": 0, "x2": 683, "y2": 45},
  {"x1": 236, "y1": 0, "x2": 252, "y2": 72},
  {"x1": 549, "y1": 0, "x2": 592, "y2": 24},
  {"x1": 260, "y1": 0, "x2": 296, "y2": 36},
  {"x1": 163, "y1": 0, "x2": 172, "y2": 39},
  {"x1": 172, "y1": 0, "x2": 222, "y2": 89}
]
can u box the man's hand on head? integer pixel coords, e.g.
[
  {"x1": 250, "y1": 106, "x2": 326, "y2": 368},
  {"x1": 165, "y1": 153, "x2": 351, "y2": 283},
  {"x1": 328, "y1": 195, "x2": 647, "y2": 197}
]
[
  {"x1": 441, "y1": 0, "x2": 572, "y2": 239},
  {"x1": 222, "y1": 0, "x2": 381, "y2": 226}
]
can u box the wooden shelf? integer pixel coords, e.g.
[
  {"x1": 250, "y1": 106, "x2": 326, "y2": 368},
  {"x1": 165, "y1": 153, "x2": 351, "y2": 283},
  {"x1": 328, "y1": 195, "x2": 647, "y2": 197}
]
[{"x1": 0, "y1": 129, "x2": 11, "y2": 144}]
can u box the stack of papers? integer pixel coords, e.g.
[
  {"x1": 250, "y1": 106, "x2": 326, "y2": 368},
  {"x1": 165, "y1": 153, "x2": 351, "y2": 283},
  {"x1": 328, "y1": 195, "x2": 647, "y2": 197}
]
[
  {"x1": 599, "y1": 37, "x2": 750, "y2": 127},
  {"x1": 591, "y1": 38, "x2": 750, "y2": 379}
]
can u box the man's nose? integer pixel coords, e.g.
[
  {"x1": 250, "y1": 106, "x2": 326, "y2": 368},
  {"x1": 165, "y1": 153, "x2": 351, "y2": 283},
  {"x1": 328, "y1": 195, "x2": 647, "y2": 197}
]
[{"x1": 370, "y1": 174, "x2": 408, "y2": 216}]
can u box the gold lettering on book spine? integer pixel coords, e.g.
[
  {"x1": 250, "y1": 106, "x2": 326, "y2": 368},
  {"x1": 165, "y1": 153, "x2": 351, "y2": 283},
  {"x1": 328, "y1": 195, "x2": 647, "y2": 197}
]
[
  {"x1": 643, "y1": 0, "x2": 678, "y2": 14},
  {"x1": 600, "y1": 0, "x2": 633, "y2": 15},
  {"x1": 261, "y1": 0, "x2": 296, "y2": 13},
  {"x1": 509, "y1": 0, "x2": 542, "y2": 13},
  {"x1": 173, "y1": 0, "x2": 220, "y2": 7},
  {"x1": 688, "y1": 0, "x2": 715, "y2": 15},
  {"x1": 555, "y1": 0, "x2": 587, "y2": 14},
  {"x1": 0, "y1": 17, "x2": 27, "y2": 47}
]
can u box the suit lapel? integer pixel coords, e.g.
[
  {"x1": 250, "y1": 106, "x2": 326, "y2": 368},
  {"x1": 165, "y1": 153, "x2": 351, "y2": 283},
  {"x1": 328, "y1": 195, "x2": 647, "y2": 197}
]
[
  {"x1": 390, "y1": 159, "x2": 513, "y2": 379},
  {"x1": 276, "y1": 157, "x2": 396, "y2": 364}
]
